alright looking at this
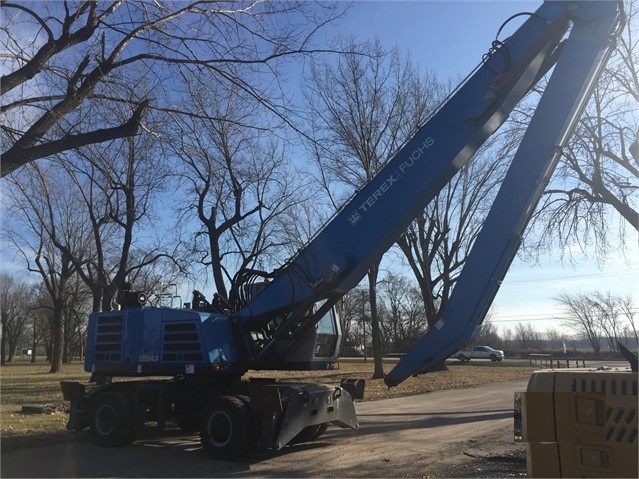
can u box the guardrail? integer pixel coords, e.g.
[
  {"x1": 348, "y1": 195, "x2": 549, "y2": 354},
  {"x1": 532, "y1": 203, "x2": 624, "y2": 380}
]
[
  {"x1": 529, "y1": 354, "x2": 553, "y2": 368},
  {"x1": 529, "y1": 354, "x2": 587, "y2": 369}
]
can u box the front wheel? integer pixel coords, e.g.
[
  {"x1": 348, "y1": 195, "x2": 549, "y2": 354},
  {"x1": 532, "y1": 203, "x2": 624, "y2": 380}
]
[
  {"x1": 490, "y1": 354, "x2": 497, "y2": 362},
  {"x1": 457, "y1": 354, "x2": 467, "y2": 362},
  {"x1": 90, "y1": 391, "x2": 135, "y2": 447},
  {"x1": 200, "y1": 396, "x2": 252, "y2": 460}
]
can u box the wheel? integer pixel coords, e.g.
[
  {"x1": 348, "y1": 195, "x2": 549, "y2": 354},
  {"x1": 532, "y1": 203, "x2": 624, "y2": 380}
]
[
  {"x1": 200, "y1": 396, "x2": 252, "y2": 460},
  {"x1": 291, "y1": 422, "x2": 329, "y2": 444},
  {"x1": 490, "y1": 354, "x2": 497, "y2": 362},
  {"x1": 457, "y1": 354, "x2": 466, "y2": 362},
  {"x1": 90, "y1": 391, "x2": 135, "y2": 447}
]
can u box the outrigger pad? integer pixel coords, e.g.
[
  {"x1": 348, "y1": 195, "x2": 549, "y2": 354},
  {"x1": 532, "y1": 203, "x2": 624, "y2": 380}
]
[
  {"x1": 340, "y1": 378, "x2": 365, "y2": 400},
  {"x1": 60, "y1": 381, "x2": 85, "y2": 401}
]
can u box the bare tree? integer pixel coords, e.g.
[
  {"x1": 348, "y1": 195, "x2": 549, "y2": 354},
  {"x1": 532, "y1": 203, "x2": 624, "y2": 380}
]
[
  {"x1": 172, "y1": 79, "x2": 306, "y2": 301},
  {"x1": 20, "y1": 149, "x2": 181, "y2": 312},
  {"x1": 28, "y1": 286, "x2": 52, "y2": 363},
  {"x1": 555, "y1": 292, "x2": 603, "y2": 357},
  {"x1": 501, "y1": 327, "x2": 513, "y2": 346},
  {"x1": 59, "y1": 130, "x2": 178, "y2": 312},
  {"x1": 396, "y1": 137, "x2": 512, "y2": 330},
  {"x1": 3, "y1": 163, "x2": 87, "y2": 371},
  {"x1": 340, "y1": 286, "x2": 369, "y2": 354},
  {"x1": 1, "y1": 1, "x2": 346, "y2": 177},
  {"x1": 61, "y1": 274, "x2": 91, "y2": 362},
  {"x1": 524, "y1": 0, "x2": 638, "y2": 261},
  {"x1": 513, "y1": 322, "x2": 541, "y2": 352},
  {"x1": 474, "y1": 319, "x2": 502, "y2": 349},
  {"x1": 591, "y1": 291, "x2": 626, "y2": 354},
  {"x1": 34, "y1": 244, "x2": 76, "y2": 372},
  {"x1": 544, "y1": 327, "x2": 564, "y2": 351},
  {"x1": 305, "y1": 38, "x2": 441, "y2": 378},
  {"x1": 0, "y1": 274, "x2": 30, "y2": 364},
  {"x1": 618, "y1": 294, "x2": 638, "y2": 345},
  {"x1": 556, "y1": 291, "x2": 637, "y2": 356},
  {"x1": 377, "y1": 272, "x2": 427, "y2": 353}
]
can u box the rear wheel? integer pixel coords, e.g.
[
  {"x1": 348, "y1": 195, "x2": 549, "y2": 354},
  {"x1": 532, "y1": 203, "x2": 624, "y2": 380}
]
[
  {"x1": 200, "y1": 396, "x2": 252, "y2": 460},
  {"x1": 90, "y1": 391, "x2": 135, "y2": 447}
]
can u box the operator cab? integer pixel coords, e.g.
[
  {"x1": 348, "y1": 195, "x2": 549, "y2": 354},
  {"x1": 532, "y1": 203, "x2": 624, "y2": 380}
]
[
  {"x1": 249, "y1": 300, "x2": 343, "y2": 371},
  {"x1": 191, "y1": 286, "x2": 343, "y2": 370}
]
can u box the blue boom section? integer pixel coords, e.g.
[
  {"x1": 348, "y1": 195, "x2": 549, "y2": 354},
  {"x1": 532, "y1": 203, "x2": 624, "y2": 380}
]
[
  {"x1": 239, "y1": 1, "x2": 577, "y2": 323},
  {"x1": 385, "y1": 1, "x2": 623, "y2": 386}
]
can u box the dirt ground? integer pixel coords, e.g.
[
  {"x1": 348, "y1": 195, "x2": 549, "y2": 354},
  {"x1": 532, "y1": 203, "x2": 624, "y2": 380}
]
[
  {"x1": 433, "y1": 436, "x2": 527, "y2": 478},
  {"x1": 3, "y1": 377, "x2": 530, "y2": 478},
  {"x1": 250, "y1": 359, "x2": 534, "y2": 478},
  {"x1": 1, "y1": 360, "x2": 536, "y2": 438},
  {"x1": 353, "y1": 363, "x2": 531, "y2": 478},
  {"x1": 2, "y1": 361, "x2": 534, "y2": 478},
  {"x1": 251, "y1": 360, "x2": 537, "y2": 401}
]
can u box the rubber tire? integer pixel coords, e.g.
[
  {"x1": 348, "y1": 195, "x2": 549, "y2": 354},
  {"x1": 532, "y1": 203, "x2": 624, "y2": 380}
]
[
  {"x1": 458, "y1": 354, "x2": 468, "y2": 362},
  {"x1": 200, "y1": 396, "x2": 252, "y2": 460},
  {"x1": 490, "y1": 354, "x2": 497, "y2": 362},
  {"x1": 291, "y1": 422, "x2": 329, "y2": 444},
  {"x1": 90, "y1": 391, "x2": 135, "y2": 447}
]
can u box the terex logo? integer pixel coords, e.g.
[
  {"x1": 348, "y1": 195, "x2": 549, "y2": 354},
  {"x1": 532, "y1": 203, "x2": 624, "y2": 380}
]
[
  {"x1": 348, "y1": 136, "x2": 435, "y2": 225},
  {"x1": 358, "y1": 174, "x2": 398, "y2": 214}
]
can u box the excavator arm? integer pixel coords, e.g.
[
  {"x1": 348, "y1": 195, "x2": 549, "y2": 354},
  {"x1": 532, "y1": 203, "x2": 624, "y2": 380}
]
[
  {"x1": 233, "y1": 1, "x2": 624, "y2": 378},
  {"x1": 385, "y1": 0, "x2": 623, "y2": 386}
]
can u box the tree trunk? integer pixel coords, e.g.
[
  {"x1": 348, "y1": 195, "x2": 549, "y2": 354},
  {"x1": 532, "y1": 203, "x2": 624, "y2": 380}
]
[
  {"x1": 49, "y1": 309, "x2": 63, "y2": 373},
  {"x1": 7, "y1": 338, "x2": 16, "y2": 362},
  {"x1": 31, "y1": 331, "x2": 37, "y2": 363},
  {"x1": 0, "y1": 319, "x2": 6, "y2": 366},
  {"x1": 368, "y1": 264, "x2": 384, "y2": 380},
  {"x1": 62, "y1": 310, "x2": 71, "y2": 363}
]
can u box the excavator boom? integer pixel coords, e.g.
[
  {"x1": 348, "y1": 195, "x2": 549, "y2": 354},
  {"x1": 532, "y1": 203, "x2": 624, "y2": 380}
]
[{"x1": 233, "y1": 1, "x2": 624, "y2": 380}]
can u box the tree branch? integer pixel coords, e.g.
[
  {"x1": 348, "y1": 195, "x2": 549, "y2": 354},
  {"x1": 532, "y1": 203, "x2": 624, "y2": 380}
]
[{"x1": 1, "y1": 100, "x2": 148, "y2": 177}]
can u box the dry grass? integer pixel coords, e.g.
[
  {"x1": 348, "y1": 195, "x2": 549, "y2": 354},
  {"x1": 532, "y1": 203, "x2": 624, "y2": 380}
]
[
  {"x1": 0, "y1": 358, "x2": 536, "y2": 438},
  {"x1": 1, "y1": 361, "x2": 87, "y2": 437}
]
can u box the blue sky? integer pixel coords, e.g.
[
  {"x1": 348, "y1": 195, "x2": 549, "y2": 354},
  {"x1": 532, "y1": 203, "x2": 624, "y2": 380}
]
[
  {"x1": 2, "y1": 1, "x2": 636, "y2": 337},
  {"x1": 335, "y1": 1, "x2": 639, "y2": 335},
  {"x1": 337, "y1": 0, "x2": 540, "y2": 78}
]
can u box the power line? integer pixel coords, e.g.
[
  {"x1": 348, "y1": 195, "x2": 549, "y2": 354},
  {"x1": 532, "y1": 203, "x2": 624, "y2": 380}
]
[
  {"x1": 491, "y1": 315, "x2": 567, "y2": 323},
  {"x1": 502, "y1": 269, "x2": 639, "y2": 286}
]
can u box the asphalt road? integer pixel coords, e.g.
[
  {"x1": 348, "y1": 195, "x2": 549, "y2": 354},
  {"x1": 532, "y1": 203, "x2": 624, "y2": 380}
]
[{"x1": 2, "y1": 378, "x2": 529, "y2": 478}]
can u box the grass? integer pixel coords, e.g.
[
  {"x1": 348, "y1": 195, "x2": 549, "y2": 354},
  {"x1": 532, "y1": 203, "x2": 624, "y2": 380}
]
[
  {"x1": 0, "y1": 358, "x2": 536, "y2": 438},
  {"x1": 1, "y1": 360, "x2": 89, "y2": 437}
]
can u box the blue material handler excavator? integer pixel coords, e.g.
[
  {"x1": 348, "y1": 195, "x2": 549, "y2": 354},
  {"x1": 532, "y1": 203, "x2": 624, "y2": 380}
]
[{"x1": 62, "y1": 2, "x2": 636, "y2": 476}]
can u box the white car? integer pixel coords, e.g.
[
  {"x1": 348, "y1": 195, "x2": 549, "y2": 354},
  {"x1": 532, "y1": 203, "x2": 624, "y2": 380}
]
[{"x1": 456, "y1": 345, "x2": 505, "y2": 362}]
